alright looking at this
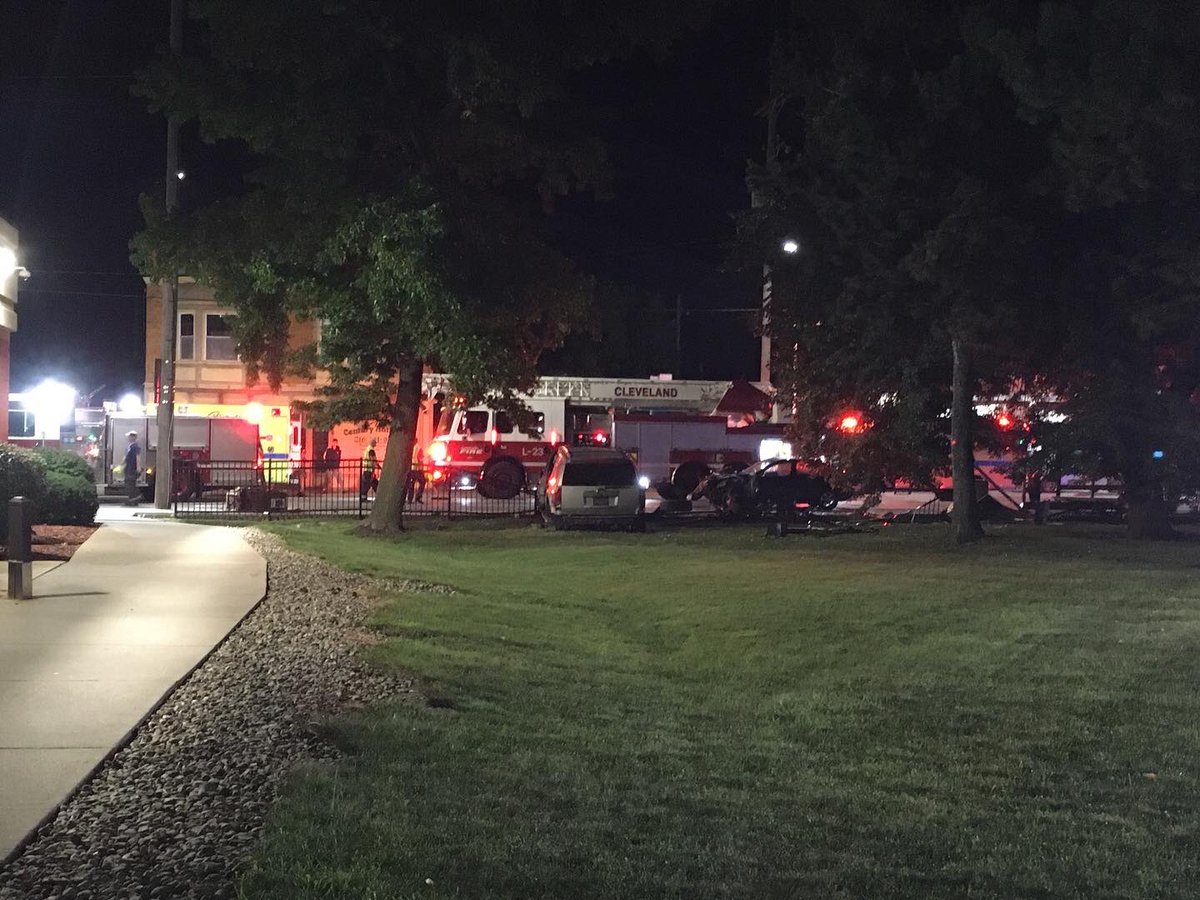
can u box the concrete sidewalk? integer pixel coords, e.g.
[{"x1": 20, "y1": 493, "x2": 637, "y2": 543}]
[{"x1": 0, "y1": 514, "x2": 265, "y2": 861}]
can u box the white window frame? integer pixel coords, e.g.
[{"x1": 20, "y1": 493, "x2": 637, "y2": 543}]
[
  {"x1": 177, "y1": 308, "x2": 239, "y2": 362},
  {"x1": 204, "y1": 311, "x2": 238, "y2": 361},
  {"x1": 178, "y1": 312, "x2": 196, "y2": 361}
]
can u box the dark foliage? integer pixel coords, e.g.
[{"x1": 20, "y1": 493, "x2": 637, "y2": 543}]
[
  {"x1": 0, "y1": 444, "x2": 48, "y2": 543},
  {"x1": 33, "y1": 447, "x2": 96, "y2": 484},
  {"x1": 39, "y1": 472, "x2": 99, "y2": 527}
]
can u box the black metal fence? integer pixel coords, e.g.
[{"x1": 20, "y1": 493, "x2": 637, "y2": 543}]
[{"x1": 171, "y1": 460, "x2": 538, "y2": 519}]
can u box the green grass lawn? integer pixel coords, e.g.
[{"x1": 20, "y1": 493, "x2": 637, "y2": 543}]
[{"x1": 241, "y1": 521, "x2": 1200, "y2": 899}]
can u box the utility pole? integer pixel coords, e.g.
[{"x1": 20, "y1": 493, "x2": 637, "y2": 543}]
[
  {"x1": 753, "y1": 41, "x2": 784, "y2": 389},
  {"x1": 675, "y1": 294, "x2": 683, "y2": 377},
  {"x1": 154, "y1": 0, "x2": 183, "y2": 509}
]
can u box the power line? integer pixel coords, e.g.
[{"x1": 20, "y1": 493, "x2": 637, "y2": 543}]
[
  {"x1": 3, "y1": 74, "x2": 134, "y2": 81},
  {"x1": 28, "y1": 269, "x2": 141, "y2": 277},
  {"x1": 18, "y1": 289, "x2": 143, "y2": 298}
]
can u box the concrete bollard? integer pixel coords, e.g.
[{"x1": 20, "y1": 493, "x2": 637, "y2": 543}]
[{"x1": 8, "y1": 496, "x2": 33, "y2": 600}]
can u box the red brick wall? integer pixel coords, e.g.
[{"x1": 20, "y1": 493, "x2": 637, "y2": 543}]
[{"x1": 0, "y1": 326, "x2": 9, "y2": 441}]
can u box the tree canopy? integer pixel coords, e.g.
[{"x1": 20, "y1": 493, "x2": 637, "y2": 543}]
[
  {"x1": 132, "y1": 0, "x2": 715, "y2": 530},
  {"x1": 750, "y1": 0, "x2": 1200, "y2": 538}
]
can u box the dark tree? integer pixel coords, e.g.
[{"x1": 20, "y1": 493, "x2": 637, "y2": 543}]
[
  {"x1": 132, "y1": 0, "x2": 714, "y2": 532},
  {"x1": 983, "y1": 1, "x2": 1200, "y2": 537},
  {"x1": 746, "y1": 1, "x2": 1050, "y2": 543}
]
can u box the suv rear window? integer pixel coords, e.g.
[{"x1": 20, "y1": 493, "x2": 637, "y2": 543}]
[{"x1": 562, "y1": 460, "x2": 636, "y2": 487}]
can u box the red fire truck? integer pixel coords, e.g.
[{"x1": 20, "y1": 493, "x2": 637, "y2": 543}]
[{"x1": 420, "y1": 375, "x2": 784, "y2": 499}]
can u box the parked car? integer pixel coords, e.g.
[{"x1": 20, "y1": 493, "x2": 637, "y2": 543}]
[
  {"x1": 690, "y1": 458, "x2": 840, "y2": 519},
  {"x1": 537, "y1": 446, "x2": 646, "y2": 531}
]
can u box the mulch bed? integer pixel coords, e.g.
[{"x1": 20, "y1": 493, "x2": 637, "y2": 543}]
[{"x1": 0, "y1": 525, "x2": 100, "y2": 562}]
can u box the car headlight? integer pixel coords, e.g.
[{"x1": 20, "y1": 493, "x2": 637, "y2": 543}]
[{"x1": 637, "y1": 475, "x2": 650, "y2": 490}]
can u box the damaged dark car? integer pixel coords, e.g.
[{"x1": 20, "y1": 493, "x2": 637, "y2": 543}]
[{"x1": 690, "y1": 458, "x2": 842, "y2": 519}]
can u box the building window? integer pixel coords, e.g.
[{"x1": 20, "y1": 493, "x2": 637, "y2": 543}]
[
  {"x1": 205, "y1": 314, "x2": 236, "y2": 360},
  {"x1": 7, "y1": 409, "x2": 34, "y2": 439},
  {"x1": 179, "y1": 313, "x2": 195, "y2": 360}
]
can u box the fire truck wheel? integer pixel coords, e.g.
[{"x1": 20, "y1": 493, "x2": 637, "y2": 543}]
[
  {"x1": 479, "y1": 459, "x2": 524, "y2": 500},
  {"x1": 671, "y1": 461, "x2": 711, "y2": 498}
]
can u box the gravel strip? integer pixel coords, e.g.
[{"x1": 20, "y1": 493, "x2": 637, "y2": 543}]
[{"x1": 0, "y1": 528, "x2": 416, "y2": 900}]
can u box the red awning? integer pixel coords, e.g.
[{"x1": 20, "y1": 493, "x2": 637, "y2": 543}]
[{"x1": 713, "y1": 380, "x2": 772, "y2": 416}]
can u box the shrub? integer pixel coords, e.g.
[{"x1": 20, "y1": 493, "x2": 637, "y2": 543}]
[
  {"x1": 0, "y1": 443, "x2": 48, "y2": 543},
  {"x1": 40, "y1": 472, "x2": 99, "y2": 526},
  {"x1": 33, "y1": 446, "x2": 95, "y2": 483}
]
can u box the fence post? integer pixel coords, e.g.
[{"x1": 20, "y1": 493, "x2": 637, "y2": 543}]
[{"x1": 7, "y1": 496, "x2": 33, "y2": 600}]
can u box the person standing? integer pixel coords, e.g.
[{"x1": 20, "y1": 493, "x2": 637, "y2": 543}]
[
  {"x1": 322, "y1": 438, "x2": 342, "y2": 492},
  {"x1": 405, "y1": 471, "x2": 426, "y2": 505},
  {"x1": 123, "y1": 430, "x2": 142, "y2": 506},
  {"x1": 360, "y1": 437, "x2": 380, "y2": 500}
]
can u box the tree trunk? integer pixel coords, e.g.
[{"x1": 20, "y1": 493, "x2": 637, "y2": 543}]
[
  {"x1": 951, "y1": 337, "x2": 984, "y2": 544},
  {"x1": 362, "y1": 357, "x2": 424, "y2": 533},
  {"x1": 1125, "y1": 472, "x2": 1174, "y2": 540}
]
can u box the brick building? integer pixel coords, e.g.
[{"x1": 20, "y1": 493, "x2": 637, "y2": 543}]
[
  {"x1": 142, "y1": 278, "x2": 326, "y2": 457},
  {"x1": 0, "y1": 218, "x2": 21, "y2": 441}
]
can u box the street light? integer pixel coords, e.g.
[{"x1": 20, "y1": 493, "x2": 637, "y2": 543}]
[
  {"x1": 26, "y1": 379, "x2": 76, "y2": 442},
  {"x1": 781, "y1": 238, "x2": 800, "y2": 255},
  {"x1": 0, "y1": 247, "x2": 29, "y2": 280}
]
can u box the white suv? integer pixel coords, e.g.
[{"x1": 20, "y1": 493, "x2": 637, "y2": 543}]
[{"x1": 538, "y1": 446, "x2": 645, "y2": 531}]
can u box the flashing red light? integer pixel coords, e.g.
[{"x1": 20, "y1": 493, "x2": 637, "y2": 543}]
[
  {"x1": 995, "y1": 412, "x2": 1014, "y2": 430},
  {"x1": 593, "y1": 430, "x2": 608, "y2": 445},
  {"x1": 838, "y1": 414, "x2": 860, "y2": 433},
  {"x1": 244, "y1": 402, "x2": 264, "y2": 424}
]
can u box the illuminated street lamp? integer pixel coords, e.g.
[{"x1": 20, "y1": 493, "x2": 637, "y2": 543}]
[
  {"x1": 0, "y1": 247, "x2": 30, "y2": 281},
  {"x1": 27, "y1": 379, "x2": 77, "y2": 442},
  {"x1": 119, "y1": 392, "x2": 144, "y2": 413},
  {"x1": 781, "y1": 238, "x2": 800, "y2": 255}
]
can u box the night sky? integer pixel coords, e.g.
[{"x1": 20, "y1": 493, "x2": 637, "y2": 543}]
[{"x1": 0, "y1": 1, "x2": 769, "y2": 401}]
